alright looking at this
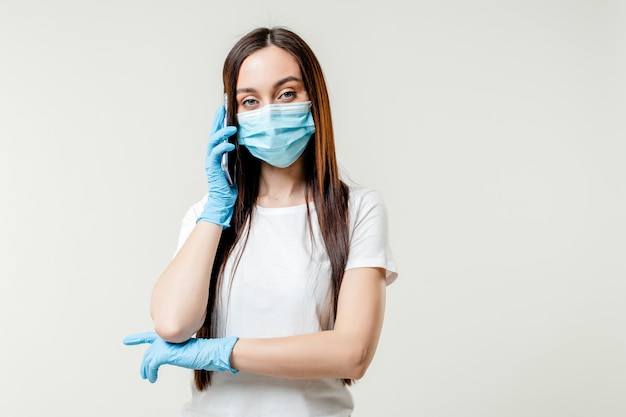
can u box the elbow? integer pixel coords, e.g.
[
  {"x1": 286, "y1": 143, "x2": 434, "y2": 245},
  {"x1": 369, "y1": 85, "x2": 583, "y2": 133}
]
[
  {"x1": 344, "y1": 345, "x2": 374, "y2": 380},
  {"x1": 153, "y1": 318, "x2": 198, "y2": 344},
  {"x1": 151, "y1": 305, "x2": 206, "y2": 343}
]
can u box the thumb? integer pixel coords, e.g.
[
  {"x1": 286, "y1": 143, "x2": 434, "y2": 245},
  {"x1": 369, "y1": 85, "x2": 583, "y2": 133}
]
[{"x1": 123, "y1": 331, "x2": 158, "y2": 346}]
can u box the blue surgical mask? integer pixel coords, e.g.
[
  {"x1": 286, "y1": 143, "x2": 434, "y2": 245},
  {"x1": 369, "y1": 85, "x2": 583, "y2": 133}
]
[{"x1": 237, "y1": 101, "x2": 315, "y2": 168}]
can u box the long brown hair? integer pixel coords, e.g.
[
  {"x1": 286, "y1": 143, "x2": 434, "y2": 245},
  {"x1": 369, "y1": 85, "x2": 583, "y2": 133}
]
[{"x1": 194, "y1": 27, "x2": 351, "y2": 390}]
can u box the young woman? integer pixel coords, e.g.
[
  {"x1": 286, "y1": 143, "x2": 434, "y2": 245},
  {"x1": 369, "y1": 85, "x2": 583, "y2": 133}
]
[{"x1": 124, "y1": 26, "x2": 398, "y2": 416}]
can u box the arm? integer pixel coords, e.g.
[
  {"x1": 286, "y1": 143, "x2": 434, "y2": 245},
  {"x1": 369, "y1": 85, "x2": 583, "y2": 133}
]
[
  {"x1": 150, "y1": 221, "x2": 222, "y2": 343},
  {"x1": 230, "y1": 266, "x2": 387, "y2": 380}
]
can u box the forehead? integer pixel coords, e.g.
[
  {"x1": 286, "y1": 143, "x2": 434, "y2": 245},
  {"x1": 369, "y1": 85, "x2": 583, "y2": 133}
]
[{"x1": 236, "y1": 45, "x2": 301, "y2": 89}]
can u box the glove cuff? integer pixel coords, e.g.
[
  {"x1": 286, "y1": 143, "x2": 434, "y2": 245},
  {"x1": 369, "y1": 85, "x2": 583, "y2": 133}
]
[
  {"x1": 196, "y1": 204, "x2": 233, "y2": 228},
  {"x1": 203, "y1": 336, "x2": 239, "y2": 373},
  {"x1": 223, "y1": 336, "x2": 240, "y2": 374}
]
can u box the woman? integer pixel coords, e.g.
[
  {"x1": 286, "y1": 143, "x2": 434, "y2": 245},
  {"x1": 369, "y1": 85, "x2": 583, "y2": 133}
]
[{"x1": 124, "y1": 26, "x2": 398, "y2": 416}]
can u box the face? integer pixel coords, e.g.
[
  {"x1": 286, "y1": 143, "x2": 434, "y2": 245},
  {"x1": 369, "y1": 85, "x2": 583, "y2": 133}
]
[{"x1": 235, "y1": 45, "x2": 309, "y2": 114}]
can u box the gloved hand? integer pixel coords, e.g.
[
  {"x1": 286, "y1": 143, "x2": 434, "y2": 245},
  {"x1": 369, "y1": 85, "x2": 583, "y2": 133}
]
[
  {"x1": 123, "y1": 331, "x2": 239, "y2": 383},
  {"x1": 197, "y1": 105, "x2": 238, "y2": 227}
]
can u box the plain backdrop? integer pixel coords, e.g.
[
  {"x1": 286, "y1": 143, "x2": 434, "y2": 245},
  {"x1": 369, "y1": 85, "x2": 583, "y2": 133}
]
[{"x1": 1, "y1": 1, "x2": 625, "y2": 416}]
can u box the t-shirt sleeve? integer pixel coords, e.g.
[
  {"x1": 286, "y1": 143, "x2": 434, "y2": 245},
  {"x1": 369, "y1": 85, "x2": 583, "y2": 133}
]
[
  {"x1": 346, "y1": 188, "x2": 398, "y2": 285},
  {"x1": 174, "y1": 194, "x2": 208, "y2": 257}
]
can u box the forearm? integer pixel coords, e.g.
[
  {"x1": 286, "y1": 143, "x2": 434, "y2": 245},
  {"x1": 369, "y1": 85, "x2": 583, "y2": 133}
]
[
  {"x1": 231, "y1": 329, "x2": 381, "y2": 380},
  {"x1": 150, "y1": 221, "x2": 223, "y2": 343}
]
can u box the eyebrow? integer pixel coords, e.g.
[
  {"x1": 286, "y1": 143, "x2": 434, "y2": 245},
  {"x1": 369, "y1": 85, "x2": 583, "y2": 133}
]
[
  {"x1": 236, "y1": 75, "x2": 303, "y2": 95},
  {"x1": 273, "y1": 76, "x2": 302, "y2": 89}
]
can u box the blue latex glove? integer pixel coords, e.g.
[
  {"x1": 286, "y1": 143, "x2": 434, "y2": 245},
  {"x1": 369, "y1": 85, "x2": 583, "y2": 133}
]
[
  {"x1": 123, "y1": 332, "x2": 239, "y2": 383},
  {"x1": 197, "y1": 105, "x2": 238, "y2": 227}
]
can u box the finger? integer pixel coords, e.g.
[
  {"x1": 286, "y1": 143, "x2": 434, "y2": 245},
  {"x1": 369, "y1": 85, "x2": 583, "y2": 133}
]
[
  {"x1": 208, "y1": 126, "x2": 237, "y2": 152},
  {"x1": 140, "y1": 360, "x2": 147, "y2": 380},
  {"x1": 208, "y1": 141, "x2": 236, "y2": 165},
  {"x1": 146, "y1": 356, "x2": 161, "y2": 383},
  {"x1": 210, "y1": 105, "x2": 226, "y2": 136},
  {"x1": 123, "y1": 332, "x2": 158, "y2": 346},
  {"x1": 140, "y1": 348, "x2": 151, "y2": 380}
]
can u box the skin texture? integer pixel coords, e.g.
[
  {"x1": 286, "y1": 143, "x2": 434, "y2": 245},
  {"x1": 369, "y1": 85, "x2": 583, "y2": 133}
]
[{"x1": 150, "y1": 45, "x2": 387, "y2": 380}]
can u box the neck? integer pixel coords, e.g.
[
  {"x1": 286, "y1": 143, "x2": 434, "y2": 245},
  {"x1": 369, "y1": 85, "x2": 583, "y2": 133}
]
[{"x1": 257, "y1": 159, "x2": 307, "y2": 207}]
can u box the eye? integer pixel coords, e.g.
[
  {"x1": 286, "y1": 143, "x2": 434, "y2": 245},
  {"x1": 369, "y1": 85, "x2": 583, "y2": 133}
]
[
  {"x1": 278, "y1": 90, "x2": 296, "y2": 101},
  {"x1": 241, "y1": 97, "x2": 259, "y2": 108}
]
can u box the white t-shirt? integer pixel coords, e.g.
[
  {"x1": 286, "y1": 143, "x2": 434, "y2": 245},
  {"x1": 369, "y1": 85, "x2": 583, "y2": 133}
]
[{"x1": 176, "y1": 186, "x2": 397, "y2": 417}]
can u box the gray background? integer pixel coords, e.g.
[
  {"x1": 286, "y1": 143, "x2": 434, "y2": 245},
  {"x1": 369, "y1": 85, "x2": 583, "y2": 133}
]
[{"x1": 1, "y1": 0, "x2": 625, "y2": 416}]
